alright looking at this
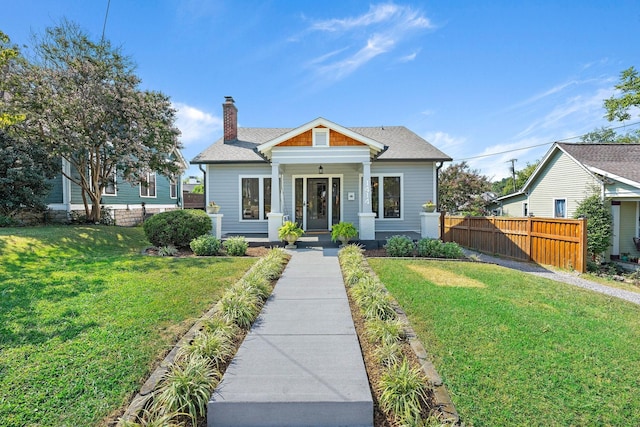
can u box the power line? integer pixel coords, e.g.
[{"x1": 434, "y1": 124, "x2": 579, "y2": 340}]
[
  {"x1": 454, "y1": 120, "x2": 640, "y2": 162},
  {"x1": 101, "y1": 0, "x2": 111, "y2": 44}
]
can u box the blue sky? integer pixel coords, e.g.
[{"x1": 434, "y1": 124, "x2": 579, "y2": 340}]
[{"x1": 3, "y1": 1, "x2": 639, "y2": 180}]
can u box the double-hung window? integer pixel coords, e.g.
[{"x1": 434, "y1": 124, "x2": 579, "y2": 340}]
[
  {"x1": 169, "y1": 178, "x2": 177, "y2": 199},
  {"x1": 366, "y1": 174, "x2": 402, "y2": 219},
  {"x1": 554, "y1": 198, "x2": 566, "y2": 218},
  {"x1": 140, "y1": 172, "x2": 156, "y2": 197},
  {"x1": 241, "y1": 176, "x2": 272, "y2": 220}
]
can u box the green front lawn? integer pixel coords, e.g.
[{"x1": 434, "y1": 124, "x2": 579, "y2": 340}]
[
  {"x1": 0, "y1": 226, "x2": 255, "y2": 426},
  {"x1": 368, "y1": 259, "x2": 640, "y2": 426}
]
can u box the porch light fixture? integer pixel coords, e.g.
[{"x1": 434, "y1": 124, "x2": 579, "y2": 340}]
[{"x1": 318, "y1": 165, "x2": 324, "y2": 174}]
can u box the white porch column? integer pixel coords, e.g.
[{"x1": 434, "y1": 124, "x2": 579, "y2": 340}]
[
  {"x1": 270, "y1": 163, "x2": 281, "y2": 213},
  {"x1": 209, "y1": 214, "x2": 223, "y2": 239},
  {"x1": 362, "y1": 161, "x2": 372, "y2": 213},
  {"x1": 268, "y1": 163, "x2": 284, "y2": 241},
  {"x1": 420, "y1": 212, "x2": 440, "y2": 239},
  {"x1": 359, "y1": 161, "x2": 376, "y2": 240}
]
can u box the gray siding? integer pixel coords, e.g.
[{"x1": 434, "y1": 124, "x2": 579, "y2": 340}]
[
  {"x1": 371, "y1": 162, "x2": 435, "y2": 233},
  {"x1": 44, "y1": 174, "x2": 64, "y2": 204},
  {"x1": 528, "y1": 150, "x2": 599, "y2": 218}
]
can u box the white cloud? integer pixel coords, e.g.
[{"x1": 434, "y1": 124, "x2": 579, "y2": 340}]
[
  {"x1": 304, "y1": 3, "x2": 433, "y2": 82},
  {"x1": 398, "y1": 50, "x2": 419, "y2": 62},
  {"x1": 173, "y1": 102, "x2": 222, "y2": 145}
]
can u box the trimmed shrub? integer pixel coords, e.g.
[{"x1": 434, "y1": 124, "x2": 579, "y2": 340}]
[
  {"x1": 417, "y1": 238, "x2": 464, "y2": 259},
  {"x1": 385, "y1": 235, "x2": 414, "y2": 257},
  {"x1": 223, "y1": 236, "x2": 248, "y2": 256},
  {"x1": 143, "y1": 209, "x2": 212, "y2": 247},
  {"x1": 190, "y1": 235, "x2": 221, "y2": 256}
]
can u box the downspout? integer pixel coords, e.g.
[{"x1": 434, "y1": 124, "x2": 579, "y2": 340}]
[
  {"x1": 435, "y1": 161, "x2": 444, "y2": 211},
  {"x1": 199, "y1": 164, "x2": 207, "y2": 207}
]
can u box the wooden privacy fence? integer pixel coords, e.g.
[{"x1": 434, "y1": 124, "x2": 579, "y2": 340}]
[
  {"x1": 442, "y1": 215, "x2": 588, "y2": 273},
  {"x1": 183, "y1": 193, "x2": 205, "y2": 210}
]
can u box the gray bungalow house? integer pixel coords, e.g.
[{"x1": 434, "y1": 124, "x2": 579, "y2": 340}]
[
  {"x1": 191, "y1": 97, "x2": 451, "y2": 241},
  {"x1": 45, "y1": 151, "x2": 188, "y2": 226},
  {"x1": 496, "y1": 142, "x2": 640, "y2": 258}
]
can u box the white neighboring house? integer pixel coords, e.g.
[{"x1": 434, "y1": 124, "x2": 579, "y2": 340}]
[
  {"x1": 496, "y1": 142, "x2": 640, "y2": 258},
  {"x1": 191, "y1": 97, "x2": 452, "y2": 241}
]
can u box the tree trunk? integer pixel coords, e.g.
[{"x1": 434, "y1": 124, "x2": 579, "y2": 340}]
[{"x1": 89, "y1": 192, "x2": 101, "y2": 223}]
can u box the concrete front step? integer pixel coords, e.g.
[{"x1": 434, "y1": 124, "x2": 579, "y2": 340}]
[{"x1": 208, "y1": 248, "x2": 373, "y2": 427}]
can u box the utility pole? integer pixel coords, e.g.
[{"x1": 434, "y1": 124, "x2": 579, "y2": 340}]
[{"x1": 508, "y1": 158, "x2": 517, "y2": 192}]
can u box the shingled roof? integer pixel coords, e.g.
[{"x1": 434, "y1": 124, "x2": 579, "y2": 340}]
[
  {"x1": 191, "y1": 125, "x2": 451, "y2": 164},
  {"x1": 558, "y1": 143, "x2": 640, "y2": 186}
]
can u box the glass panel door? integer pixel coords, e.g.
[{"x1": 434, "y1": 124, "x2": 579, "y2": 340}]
[
  {"x1": 332, "y1": 178, "x2": 340, "y2": 226},
  {"x1": 307, "y1": 178, "x2": 329, "y2": 230}
]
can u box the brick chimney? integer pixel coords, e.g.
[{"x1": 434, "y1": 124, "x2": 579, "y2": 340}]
[{"x1": 223, "y1": 96, "x2": 238, "y2": 142}]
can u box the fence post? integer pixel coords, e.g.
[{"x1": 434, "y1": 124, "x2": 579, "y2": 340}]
[
  {"x1": 579, "y1": 217, "x2": 588, "y2": 273},
  {"x1": 527, "y1": 217, "x2": 532, "y2": 262}
]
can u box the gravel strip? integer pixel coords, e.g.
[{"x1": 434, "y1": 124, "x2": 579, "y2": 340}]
[{"x1": 465, "y1": 250, "x2": 640, "y2": 306}]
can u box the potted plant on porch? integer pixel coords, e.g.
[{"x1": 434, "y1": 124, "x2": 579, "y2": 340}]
[
  {"x1": 278, "y1": 221, "x2": 304, "y2": 248},
  {"x1": 422, "y1": 200, "x2": 436, "y2": 212},
  {"x1": 206, "y1": 201, "x2": 220, "y2": 214},
  {"x1": 331, "y1": 222, "x2": 358, "y2": 246}
]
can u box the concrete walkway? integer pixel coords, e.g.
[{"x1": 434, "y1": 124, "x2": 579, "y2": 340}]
[{"x1": 208, "y1": 247, "x2": 373, "y2": 427}]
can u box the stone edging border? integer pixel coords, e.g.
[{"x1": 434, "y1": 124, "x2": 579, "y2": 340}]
[{"x1": 363, "y1": 258, "x2": 461, "y2": 425}]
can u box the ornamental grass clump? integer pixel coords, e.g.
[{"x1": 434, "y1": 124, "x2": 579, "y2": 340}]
[
  {"x1": 379, "y1": 359, "x2": 430, "y2": 426},
  {"x1": 151, "y1": 356, "x2": 219, "y2": 425},
  {"x1": 223, "y1": 236, "x2": 249, "y2": 256},
  {"x1": 119, "y1": 410, "x2": 185, "y2": 427},
  {"x1": 200, "y1": 317, "x2": 239, "y2": 341},
  {"x1": 178, "y1": 330, "x2": 235, "y2": 369},
  {"x1": 374, "y1": 342, "x2": 403, "y2": 368},
  {"x1": 385, "y1": 235, "x2": 415, "y2": 257},
  {"x1": 365, "y1": 318, "x2": 406, "y2": 346},
  {"x1": 216, "y1": 289, "x2": 260, "y2": 330}
]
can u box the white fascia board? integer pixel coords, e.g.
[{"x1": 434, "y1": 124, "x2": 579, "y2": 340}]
[{"x1": 587, "y1": 166, "x2": 640, "y2": 190}]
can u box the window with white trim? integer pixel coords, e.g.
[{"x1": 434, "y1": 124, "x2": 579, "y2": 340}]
[
  {"x1": 102, "y1": 168, "x2": 117, "y2": 196},
  {"x1": 554, "y1": 198, "x2": 566, "y2": 218},
  {"x1": 170, "y1": 178, "x2": 177, "y2": 199},
  {"x1": 241, "y1": 176, "x2": 271, "y2": 220},
  {"x1": 140, "y1": 172, "x2": 157, "y2": 197},
  {"x1": 313, "y1": 128, "x2": 329, "y2": 147},
  {"x1": 365, "y1": 174, "x2": 403, "y2": 219}
]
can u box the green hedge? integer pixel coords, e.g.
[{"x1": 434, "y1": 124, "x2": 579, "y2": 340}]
[{"x1": 143, "y1": 209, "x2": 212, "y2": 247}]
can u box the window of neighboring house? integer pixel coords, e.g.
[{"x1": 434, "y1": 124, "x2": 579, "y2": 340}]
[
  {"x1": 169, "y1": 178, "x2": 177, "y2": 199},
  {"x1": 313, "y1": 128, "x2": 329, "y2": 147},
  {"x1": 241, "y1": 176, "x2": 271, "y2": 220},
  {"x1": 522, "y1": 202, "x2": 528, "y2": 217},
  {"x1": 140, "y1": 172, "x2": 157, "y2": 197},
  {"x1": 554, "y1": 198, "x2": 566, "y2": 218},
  {"x1": 365, "y1": 174, "x2": 402, "y2": 219},
  {"x1": 102, "y1": 169, "x2": 117, "y2": 196}
]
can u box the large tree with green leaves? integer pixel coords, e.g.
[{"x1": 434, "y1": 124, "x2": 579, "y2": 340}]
[
  {"x1": 439, "y1": 161, "x2": 492, "y2": 215},
  {"x1": 581, "y1": 126, "x2": 640, "y2": 144},
  {"x1": 604, "y1": 66, "x2": 640, "y2": 123},
  {"x1": 4, "y1": 21, "x2": 183, "y2": 222},
  {"x1": 0, "y1": 130, "x2": 58, "y2": 218},
  {"x1": 0, "y1": 30, "x2": 26, "y2": 127}
]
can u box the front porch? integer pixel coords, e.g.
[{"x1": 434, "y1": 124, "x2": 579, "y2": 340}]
[{"x1": 223, "y1": 231, "x2": 423, "y2": 249}]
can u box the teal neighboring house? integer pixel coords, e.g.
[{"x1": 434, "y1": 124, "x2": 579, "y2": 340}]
[{"x1": 44, "y1": 150, "x2": 188, "y2": 226}]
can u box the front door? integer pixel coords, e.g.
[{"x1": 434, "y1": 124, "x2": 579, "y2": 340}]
[{"x1": 307, "y1": 178, "x2": 329, "y2": 230}]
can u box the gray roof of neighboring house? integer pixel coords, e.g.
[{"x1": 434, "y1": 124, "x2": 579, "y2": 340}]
[
  {"x1": 559, "y1": 143, "x2": 640, "y2": 185},
  {"x1": 191, "y1": 126, "x2": 451, "y2": 163}
]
